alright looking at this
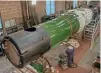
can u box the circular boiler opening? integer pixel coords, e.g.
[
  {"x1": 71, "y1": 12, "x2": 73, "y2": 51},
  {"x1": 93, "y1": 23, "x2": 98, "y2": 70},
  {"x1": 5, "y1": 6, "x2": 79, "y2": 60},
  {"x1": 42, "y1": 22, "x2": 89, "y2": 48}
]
[{"x1": 4, "y1": 40, "x2": 20, "y2": 65}]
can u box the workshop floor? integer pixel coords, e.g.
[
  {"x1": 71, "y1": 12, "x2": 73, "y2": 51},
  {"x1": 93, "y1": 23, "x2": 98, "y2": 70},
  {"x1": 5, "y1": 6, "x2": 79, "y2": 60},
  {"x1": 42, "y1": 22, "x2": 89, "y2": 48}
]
[
  {"x1": 0, "y1": 37, "x2": 100, "y2": 73},
  {"x1": 79, "y1": 37, "x2": 100, "y2": 70},
  {"x1": 55, "y1": 40, "x2": 91, "y2": 73},
  {"x1": 0, "y1": 56, "x2": 14, "y2": 73},
  {"x1": 56, "y1": 37, "x2": 100, "y2": 73}
]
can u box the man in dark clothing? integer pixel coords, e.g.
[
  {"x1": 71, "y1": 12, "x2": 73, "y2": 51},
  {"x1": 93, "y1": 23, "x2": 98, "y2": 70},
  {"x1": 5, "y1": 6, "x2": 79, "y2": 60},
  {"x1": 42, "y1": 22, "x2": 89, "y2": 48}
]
[{"x1": 66, "y1": 45, "x2": 77, "y2": 68}]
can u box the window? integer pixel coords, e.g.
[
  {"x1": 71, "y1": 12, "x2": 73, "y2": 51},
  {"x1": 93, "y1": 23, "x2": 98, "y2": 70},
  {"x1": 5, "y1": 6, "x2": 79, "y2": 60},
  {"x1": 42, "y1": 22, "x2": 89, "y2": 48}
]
[
  {"x1": 46, "y1": 0, "x2": 55, "y2": 15},
  {"x1": 0, "y1": 16, "x2": 2, "y2": 30},
  {"x1": 5, "y1": 19, "x2": 16, "y2": 28},
  {"x1": 73, "y1": 0, "x2": 78, "y2": 8}
]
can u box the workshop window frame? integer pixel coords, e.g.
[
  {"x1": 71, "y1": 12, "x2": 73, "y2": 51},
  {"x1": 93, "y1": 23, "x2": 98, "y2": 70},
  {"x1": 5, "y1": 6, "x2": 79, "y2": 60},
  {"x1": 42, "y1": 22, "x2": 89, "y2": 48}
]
[
  {"x1": 46, "y1": 0, "x2": 55, "y2": 15},
  {"x1": 73, "y1": 0, "x2": 78, "y2": 8},
  {"x1": 0, "y1": 13, "x2": 3, "y2": 31}
]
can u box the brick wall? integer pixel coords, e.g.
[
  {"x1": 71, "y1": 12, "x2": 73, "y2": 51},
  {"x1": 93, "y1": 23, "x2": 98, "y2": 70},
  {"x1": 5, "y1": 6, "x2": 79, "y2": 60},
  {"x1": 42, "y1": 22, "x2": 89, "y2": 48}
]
[
  {"x1": 34, "y1": 1, "x2": 46, "y2": 23},
  {"x1": 0, "y1": 1, "x2": 71, "y2": 27},
  {"x1": 55, "y1": 1, "x2": 65, "y2": 13},
  {"x1": 0, "y1": 1, "x2": 23, "y2": 28},
  {"x1": 0, "y1": 1, "x2": 67, "y2": 26}
]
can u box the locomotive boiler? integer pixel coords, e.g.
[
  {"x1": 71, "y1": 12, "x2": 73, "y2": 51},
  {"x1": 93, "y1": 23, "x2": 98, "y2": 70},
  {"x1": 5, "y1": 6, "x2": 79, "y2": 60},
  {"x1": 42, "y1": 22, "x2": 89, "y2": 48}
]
[{"x1": 3, "y1": 8, "x2": 93, "y2": 68}]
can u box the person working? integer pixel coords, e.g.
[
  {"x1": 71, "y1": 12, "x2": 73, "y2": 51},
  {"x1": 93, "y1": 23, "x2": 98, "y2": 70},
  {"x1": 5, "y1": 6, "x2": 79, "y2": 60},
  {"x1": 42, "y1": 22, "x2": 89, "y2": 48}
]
[{"x1": 66, "y1": 45, "x2": 77, "y2": 68}]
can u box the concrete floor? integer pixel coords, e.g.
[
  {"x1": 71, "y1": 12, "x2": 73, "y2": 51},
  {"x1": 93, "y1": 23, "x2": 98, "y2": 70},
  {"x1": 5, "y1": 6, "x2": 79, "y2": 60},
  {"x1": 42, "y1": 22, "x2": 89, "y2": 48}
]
[
  {"x1": 0, "y1": 36, "x2": 100, "y2": 73},
  {"x1": 79, "y1": 37, "x2": 100, "y2": 70},
  {"x1": 57, "y1": 37, "x2": 100, "y2": 73},
  {"x1": 0, "y1": 56, "x2": 14, "y2": 73},
  {"x1": 44, "y1": 36, "x2": 100, "y2": 73}
]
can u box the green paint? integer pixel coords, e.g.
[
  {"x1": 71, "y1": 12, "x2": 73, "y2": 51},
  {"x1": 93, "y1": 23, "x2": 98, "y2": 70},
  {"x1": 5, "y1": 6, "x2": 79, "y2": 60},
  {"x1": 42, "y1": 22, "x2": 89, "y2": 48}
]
[
  {"x1": 31, "y1": 13, "x2": 80, "y2": 72},
  {"x1": 41, "y1": 13, "x2": 80, "y2": 47},
  {"x1": 30, "y1": 63, "x2": 43, "y2": 73}
]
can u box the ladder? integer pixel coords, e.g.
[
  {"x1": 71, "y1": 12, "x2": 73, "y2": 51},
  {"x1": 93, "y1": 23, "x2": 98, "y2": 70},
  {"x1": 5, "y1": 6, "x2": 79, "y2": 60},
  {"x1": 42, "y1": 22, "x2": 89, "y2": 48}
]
[{"x1": 83, "y1": 16, "x2": 100, "y2": 40}]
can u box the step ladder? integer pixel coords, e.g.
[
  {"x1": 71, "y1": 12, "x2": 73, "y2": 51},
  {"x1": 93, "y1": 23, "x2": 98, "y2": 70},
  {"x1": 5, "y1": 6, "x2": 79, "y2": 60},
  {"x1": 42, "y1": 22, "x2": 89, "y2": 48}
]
[{"x1": 83, "y1": 16, "x2": 100, "y2": 40}]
